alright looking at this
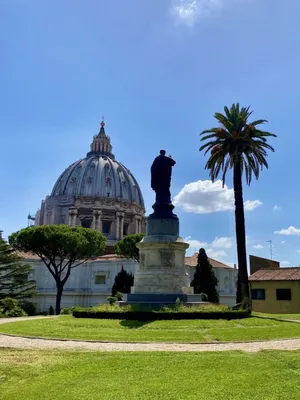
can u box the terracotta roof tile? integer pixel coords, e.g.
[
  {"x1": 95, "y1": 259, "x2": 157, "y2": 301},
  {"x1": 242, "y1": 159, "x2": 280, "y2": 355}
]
[
  {"x1": 16, "y1": 251, "x2": 40, "y2": 260},
  {"x1": 249, "y1": 268, "x2": 300, "y2": 281},
  {"x1": 185, "y1": 253, "x2": 233, "y2": 269},
  {"x1": 18, "y1": 252, "x2": 124, "y2": 262}
]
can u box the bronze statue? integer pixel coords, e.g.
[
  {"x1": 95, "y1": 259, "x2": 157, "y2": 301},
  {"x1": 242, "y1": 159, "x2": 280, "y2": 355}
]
[{"x1": 151, "y1": 150, "x2": 176, "y2": 204}]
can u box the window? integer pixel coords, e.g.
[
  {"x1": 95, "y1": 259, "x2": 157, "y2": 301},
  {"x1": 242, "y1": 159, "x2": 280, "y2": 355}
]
[
  {"x1": 251, "y1": 288, "x2": 265, "y2": 300},
  {"x1": 95, "y1": 275, "x2": 106, "y2": 285},
  {"x1": 276, "y1": 288, "x2": 291, "y2": 301},
  {"x1": 81, "y1": 218, "x2": 92, "y2": 229},
  {"x1": 102, "y1": 222, "x2": 111, "y2": 235},
  {"x1": 224, "y1": 276, "x2": 229, "y2": 289},
  {"x1": 123, "y1": 223, "x2": 129, "y2": 236}
]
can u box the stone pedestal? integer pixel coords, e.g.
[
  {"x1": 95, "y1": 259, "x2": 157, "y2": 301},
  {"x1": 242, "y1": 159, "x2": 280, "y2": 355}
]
[
  {"x1": 120, "y1": 202, "x2": 203, "y2": 307},
  {"x1": 131, "y1": 237, "x2": 192, "y2": 294}
]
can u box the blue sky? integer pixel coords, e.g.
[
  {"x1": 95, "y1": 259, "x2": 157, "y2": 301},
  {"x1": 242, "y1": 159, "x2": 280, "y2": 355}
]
[{"x1": 1, "y1": 0, "x2": 300, "y2": 267}]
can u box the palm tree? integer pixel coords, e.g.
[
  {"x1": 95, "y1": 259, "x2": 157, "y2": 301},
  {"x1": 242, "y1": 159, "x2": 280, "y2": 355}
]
[{"x1": 200, "y1": 103, "x2": 276, "y2": 308}]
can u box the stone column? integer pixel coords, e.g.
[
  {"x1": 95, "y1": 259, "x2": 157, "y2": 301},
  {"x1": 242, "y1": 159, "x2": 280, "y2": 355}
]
[
  {"x1": 92, "y1": 209, "x2": 101, "y2": 231},
  {"x1": 115, "y1": 212, "x2": 121, "y2": 240},
  {"x1": 68, "y1": 208, "x2": 78, "y2": 226},
  {"x1": 134, "y1": 216, "x2": 141, "y2": 234},
  {"x1": 119, "y1": 213, "x2": 125, "y2": 239}
]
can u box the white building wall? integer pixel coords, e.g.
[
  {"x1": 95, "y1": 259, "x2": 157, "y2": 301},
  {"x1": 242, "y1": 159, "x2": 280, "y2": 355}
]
[{"x1": 28, "y1": 259, "x2": 238, "y2": 312}]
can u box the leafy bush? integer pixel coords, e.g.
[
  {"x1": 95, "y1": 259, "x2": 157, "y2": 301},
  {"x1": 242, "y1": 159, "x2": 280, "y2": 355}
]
[
  {"x1": 49, "y1": 305, "x2": 55, "y2": 315},
  {"x1": 107, "y1": 296, "x2": 117, "y2": 305},
  {"x1": 73, "y1": 304, "x2": 250, "y2": 320},
  {"x1": 115, "y1": 292, "x2": 123, "y2": 301},
  {"x1": 0, "y1": 297, "x2": 27, "y2": 318},
  {"x1": 4, "y1": 308, "x2": 27, "y2": 317},
  {"x1": 60, "y1": 306, "x2": 82, "y2": 315},
  {"x1": 39, "y1": 311, "x2": 48, "y2": 316},
  {"x1": 20, "y1": 301, "x2": 36, "y2": 316}
]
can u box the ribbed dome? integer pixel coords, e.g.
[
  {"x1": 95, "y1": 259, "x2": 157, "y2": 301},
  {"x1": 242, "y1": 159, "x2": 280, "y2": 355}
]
[{"x1": 50, "y1": 122, "x2": 144, "y2": 207}]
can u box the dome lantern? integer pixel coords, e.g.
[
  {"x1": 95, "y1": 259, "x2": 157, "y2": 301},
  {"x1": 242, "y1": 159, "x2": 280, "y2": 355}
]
[{"x1": 87, "y1": 119, "x2": 114, "y2": 158}]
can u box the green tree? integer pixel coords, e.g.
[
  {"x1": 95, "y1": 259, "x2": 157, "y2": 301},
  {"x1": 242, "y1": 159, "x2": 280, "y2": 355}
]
[
  {"x1": 0, "y1": 232, "x2": 35, "y2": 301},
  {"x1": 9, "y1": 225, "x2": 106, "y2": 315},
  {"x1": 191, "y1": 248, "x2": 219, "y2": 303},
  {"x1": 115, "y1": 234, "x2": 145, "y2": 262},
  {"x1": 200, "y1": 103, "x2": 276, "y2": 307},
  {"x1": 111, "y1": 266, "x2": 134, "y2": 296}
]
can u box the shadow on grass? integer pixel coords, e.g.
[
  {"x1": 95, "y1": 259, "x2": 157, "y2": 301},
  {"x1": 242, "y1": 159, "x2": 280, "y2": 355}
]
[
  {"x1": 253, "y1": 315, "x2": 300, "y2": 325},
  {"x1": 119, "y1": 320, "x2": 154, "y2": 329}
]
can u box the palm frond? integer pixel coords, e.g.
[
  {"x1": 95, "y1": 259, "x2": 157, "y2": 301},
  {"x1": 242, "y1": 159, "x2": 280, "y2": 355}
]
[{"x1": 200, "y1": 104, "x2": 276, "y2": 187}]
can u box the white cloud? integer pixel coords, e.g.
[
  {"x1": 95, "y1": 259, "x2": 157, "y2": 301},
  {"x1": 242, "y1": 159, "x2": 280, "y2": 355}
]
[
  {"x1": 206, "y1": 249, "x2": 228, "y2": 259},
  {"x1": 173, "y1": 0, "x2": 198, "y2": 26},
  {"x1": 172, "y1": 0, "x2": 248, "y2": 25},
  {"x1": 253, "y1": 244, "x2": 264, "y2": 249},
  {"x1": 281, "y1": 241, "x2": 286, "y2": 244},
  {"x1": 184, "y1": 236, "x2": 207, "y2": 250},
  {"x1": 274, "y1": 226, "x2": 300, "y2": 236},
  {"x1": 185, "y1": 236, "x2": 233, "y2": 258},
  {"x1": 174, "y1": 180, "x2": 262, "y2": 214},
  {"x1": 244, "y1": 200, "x2": 263, "y2": 211},
  {"x1": 211, "y1": 237, "x2": 233, "y2": 249},
  {"x1": 281, "y1": 260, "x2": 290, "y2": 266},
  {"x1": 273, "y1": 205, "x2": 282, "y2": 211}
]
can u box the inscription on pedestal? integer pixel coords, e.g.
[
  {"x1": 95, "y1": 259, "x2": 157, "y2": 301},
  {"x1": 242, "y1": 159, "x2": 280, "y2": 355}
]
[{"x1": 160, "y1": 249, "x2": 175, "y2": 268}]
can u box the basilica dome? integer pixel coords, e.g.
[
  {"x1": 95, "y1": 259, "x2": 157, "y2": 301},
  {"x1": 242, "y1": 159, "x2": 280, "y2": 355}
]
[
  {"x1": 51, "y1": 123, "x2": 144, "y2": 206},
  {"x1": 35, "y1": 121, "x2": 146, "y2": 251}
]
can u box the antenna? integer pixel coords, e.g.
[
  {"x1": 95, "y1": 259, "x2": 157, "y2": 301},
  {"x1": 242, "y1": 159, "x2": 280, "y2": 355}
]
[{"x1": 266, "y1": 240, "x2": 273, "y2": 260}]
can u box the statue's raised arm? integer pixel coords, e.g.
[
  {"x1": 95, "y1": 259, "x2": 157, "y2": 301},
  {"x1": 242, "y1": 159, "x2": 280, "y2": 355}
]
[{"x1": 151, "y1": 150, "x2": 176, "y2": 204}]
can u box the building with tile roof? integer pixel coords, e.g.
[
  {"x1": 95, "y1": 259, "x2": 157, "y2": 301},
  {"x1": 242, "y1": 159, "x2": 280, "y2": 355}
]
[
  {"x1": 249, "y1": 267, "x2": 300, "y2": 313},
  {"x1": 22, "y1": 250, "x2": 239, "y2": 312}
]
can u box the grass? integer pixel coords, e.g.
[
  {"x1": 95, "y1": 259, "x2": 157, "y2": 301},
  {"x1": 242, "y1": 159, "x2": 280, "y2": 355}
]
[
  {"x1": 0, "y1": 315, "x2": 300, "y2": 342},
  {"x1": 1, "y1": 349, "x2": 300, "y2": 399},
  {"x1": 254, "y1": 312, "x2": 300, "y2": 320}
]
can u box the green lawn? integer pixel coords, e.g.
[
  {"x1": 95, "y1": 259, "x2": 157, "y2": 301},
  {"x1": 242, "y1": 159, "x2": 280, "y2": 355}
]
[
  {"x1": 1, "y1": 349, "x2": 300, "y2": 399},
  {"x1": 0, "y1": 315, "x2": 300, "y2": 342},
  {"x1": 254, "y1": 312, "x2": 300, "y2": 320}
]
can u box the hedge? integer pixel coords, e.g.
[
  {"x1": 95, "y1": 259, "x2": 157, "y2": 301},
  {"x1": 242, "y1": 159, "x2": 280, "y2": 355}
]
[{"x1": 73, "y1": 309, "x2": 250, "y2": 320}]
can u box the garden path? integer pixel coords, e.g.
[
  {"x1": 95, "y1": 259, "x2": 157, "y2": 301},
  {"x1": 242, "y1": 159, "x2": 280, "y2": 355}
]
[{"x1": 1, "y1": 316, "x2": 300, "y2": 353}]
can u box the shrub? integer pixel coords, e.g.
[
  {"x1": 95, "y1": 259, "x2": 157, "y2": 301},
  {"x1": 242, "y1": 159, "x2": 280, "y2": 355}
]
[
  {"x1": 111, "y1": 266, "x2": 134, "y2": 297},
  {"x1": 115, "y1": 292, "x2": 123, "y2": 301},
  {"x1": 39, "y1": 311, "x2": 48, "y2": 316},
  {"x1": 60, "y1": 306, "x2": 78, "y2": 315},
  {"x1": 4, "y1": 308, "x2": 27, "y2": 317},
  {"x1": 60, "y1": 306, "x2": 82, "y2": 315},
  {"x1": 73, "y1": 304, "x2": 250, "y2": 320},
  {"x1": 107, "y1": 296, "x2": 117, "y2": 305},
  {"x1": 20, "y1": 301, "x2": 36, "y2": 316},
  {"x1": 0, "y1": 297, "x2": 28, "y2": 318},
  {"x1": 49, "y1": 305, "x2": 55, "y2": 315}
]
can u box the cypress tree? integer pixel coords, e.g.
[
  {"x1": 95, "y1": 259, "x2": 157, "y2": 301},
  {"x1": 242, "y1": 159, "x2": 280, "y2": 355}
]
[
  {"x1": 112, "y1": 266, "x2": 134, "y2": 296},
  {"x1": 0, "y1": 232, "x2": 35, "y2": 300},
  {"x1": 191, "y1": 248, "x2": 219, "y2": 303}
]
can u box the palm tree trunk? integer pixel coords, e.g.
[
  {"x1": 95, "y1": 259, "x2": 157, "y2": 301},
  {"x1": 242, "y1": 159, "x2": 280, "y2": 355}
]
[{"x1": 233, "y1": 161, "x2": 250, "y2": 306}]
